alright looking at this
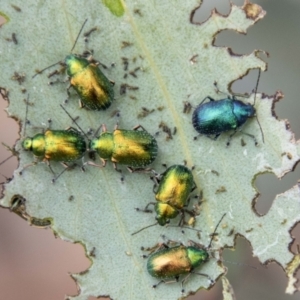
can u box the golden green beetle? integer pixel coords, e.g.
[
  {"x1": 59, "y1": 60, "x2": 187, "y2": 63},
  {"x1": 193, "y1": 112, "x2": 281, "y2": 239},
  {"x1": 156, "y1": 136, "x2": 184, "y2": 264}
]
[
  {"x1": 154, "y1": 164, "x2": 195, "y2": 226},
  {"x1": 144, "y1": 214, "x2": 226, "y2": 292},
  {"x1": 88, "y1": 124, "x2": 158, "y2": 171},
  {"x1": 22, "y1": 128, "x2": 86, "y2": 181},
  {"x1": 65, "y1": 54, "x2": 114, "y2": 110},
  {"x1": 33, "y1": 19, "x2": 114, "y2": 110},
  {"x1": 132, "y1": 165, "x2": 197, "y2": 235}
]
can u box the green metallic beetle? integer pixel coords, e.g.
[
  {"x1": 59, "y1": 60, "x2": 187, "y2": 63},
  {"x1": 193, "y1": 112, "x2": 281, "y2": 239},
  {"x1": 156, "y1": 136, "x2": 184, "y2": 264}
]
[
  {"x1": 64, "y1": 53, "x2": 114, "y2": 110},
  {"x1": 88, "y1": 124, "x2": 158, "y2": 171},
  {"x1": 21, "y1": 128, "x2": 86, "y2": 181},
  {"x1": 132, "y1": 165, "x2": 197, "y2": 235},
  {"x1": 143, "y1": 213, "x2": 226, "y2": 292},
  {"x1": 33, "y1": 19, "x2": 114, "y2": 110},
  {"x1": 147, "y1": 244, "x2": 209, "y2": 290},
  {"x1": 154, "y1": 165, "x2": 195, "y2": 226}
]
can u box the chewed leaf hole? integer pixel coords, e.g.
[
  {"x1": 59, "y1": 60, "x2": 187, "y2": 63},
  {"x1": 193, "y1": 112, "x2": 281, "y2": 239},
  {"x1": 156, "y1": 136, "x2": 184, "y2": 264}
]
[
  {"x1": 223, "y1": 236, "x2": 299, "y2": 300},
  {"x1": 192, "y1": 1, "x2": 232, "y2": 24},
  {"x1": 253, "y1": 171, "x2": 300, "y2": 216},
  {"x1": 290, "y1": 222, "x2": 300, "y2": 255}
]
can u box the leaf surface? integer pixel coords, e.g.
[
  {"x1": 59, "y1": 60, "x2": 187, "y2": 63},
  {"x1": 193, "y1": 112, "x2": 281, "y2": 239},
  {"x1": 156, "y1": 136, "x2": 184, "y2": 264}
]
[{"x1": 0, "y1": 1, "x2": 299, "y2": 299}]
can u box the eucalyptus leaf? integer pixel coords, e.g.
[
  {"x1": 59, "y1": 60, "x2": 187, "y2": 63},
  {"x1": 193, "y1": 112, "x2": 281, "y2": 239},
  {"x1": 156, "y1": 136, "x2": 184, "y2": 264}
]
[{"x1": 1, "y1": 1, "x2": 299, "y2": 300}]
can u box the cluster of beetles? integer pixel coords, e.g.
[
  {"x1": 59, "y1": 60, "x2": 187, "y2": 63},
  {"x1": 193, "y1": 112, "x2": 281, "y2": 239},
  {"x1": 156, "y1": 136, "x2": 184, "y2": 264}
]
[{"x1": 4, "y1": 19, "x2": 264, "y2": 294}]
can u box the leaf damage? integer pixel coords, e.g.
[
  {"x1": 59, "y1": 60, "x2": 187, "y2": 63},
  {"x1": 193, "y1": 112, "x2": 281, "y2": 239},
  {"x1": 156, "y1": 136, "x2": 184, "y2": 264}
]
[{"x1": 0, "y1": 1, "x2": 299, "y2": 299}]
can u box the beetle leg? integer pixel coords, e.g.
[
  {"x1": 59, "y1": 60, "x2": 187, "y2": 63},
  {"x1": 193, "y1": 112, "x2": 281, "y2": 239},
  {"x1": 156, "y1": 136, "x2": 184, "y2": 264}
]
[
  {"x1": 82, "y1": 49, "x2": 93, "y2": 59},
  {"x1": 199, "y1": 96, "x2": 215, "y2": 105},
  {"x1": 46, "y1": 161, "x2": 58, "y2": 181},
  {"x1": 152, "y1": 280, "x2": 165, "y2": 288},
  {"x1": 213, "y1": 133, "x2": 221, "y2": 140},
  {"x1": 135, "y1": 202, "x2": 155, "y2": 213},
  {"x1": 150, "y1": 172, "x2": 160, "y2": 190},
  {"x1": 194, "y1": 190, "x2": 203, "y2": 206},
  {"x1": 127, "y1": 166, "x2": 153, "y2": 174},
  {"x1": 214, "y1": 82, "x2": 229, "y2": 97},
  {"x1": 239, "y1": 130, "x2": 258, "y2": 146},
  {"x1": 83, "y1": 27, "x2": 97, "y2": 51},
  {"x1": 152, "y1": 181, "x2": 159, "y2": 193},
  {"x1": 51, "y1": 162, "x2": 77, "y2": 183},
  {"x1": 113, "y1": 163, "x2": 125, "y2": 182},
  {"x1": 181, "y1": 273, "x2": 192, "y2": 293},
  {"x1": 193, "y1": 133, "x2": 201, "y2": 140},
  {"x1": 154, "y1": 275, "x2": 179, "y2": 288},
  {"x1": 142, "y1": 242, "x2": 169, "y2": 257},
  {"x1": 132, "y1": 124, "x2": 146, "y2": 131},
  {"x1": 226, "y1": 131, "x2": 236, "y2": 146},
  {"x1": 183, "y1": 208, "x2": 196, "y2": 217},
  {"x1": 178, "y1": 210, "x2": 186, "y2": 227},
  {"x1": 47, "y1": 69, "x2": 60, "y2": 78},
  {"x1": 62, "y1": 83, "x2": 72, "y2": 105},
  {"x1": 79, "y1": 99, "x2": 85, "y2": 109},
  {"x1": 19, "y1": 162, "x2": 37, "y2": 175},
  {"x1": 191, "y1": 271, "x2": 213, "y2": 283},
  {"x1": 45, "y1": 160, "x2": 55, "y2": 175},
  {"x1": 101, "y1": 124, "x2": 107, "y2": 133},
  {"x1": 113, "y1": 162, "x2": 122, "y2": 173},
  {"x1": 191, "y1": 180, "x2": 197, "y2": 193},
  {"x1": 99, "y1": 61, "x2": 108, "y2": 69},
  {"x1": 48, "y1": 71, "x2": 67, "y2": 86},
  {"x1": 86, "y1": 160, "x2": 105, "y2": 168},
  {"x1": 227, "y1": 129, "x2": 258, "y2": 146},
  {"x1": 114, "y1": 120, "x2": 120, "y2": 131}
]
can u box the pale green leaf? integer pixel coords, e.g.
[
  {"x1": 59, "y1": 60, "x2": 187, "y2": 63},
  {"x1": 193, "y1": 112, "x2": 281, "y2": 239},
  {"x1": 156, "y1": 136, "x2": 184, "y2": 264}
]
[{"x1": 1, "y1": 1, "x2": 299, "y2": 300}]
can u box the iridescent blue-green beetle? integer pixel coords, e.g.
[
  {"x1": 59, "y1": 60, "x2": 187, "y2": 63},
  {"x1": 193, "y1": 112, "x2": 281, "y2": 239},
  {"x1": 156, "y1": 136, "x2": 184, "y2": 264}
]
[
  {"x1": 33, "y1": 19, "x2": 114, "y2": 110},
  {"x1": 192, "y1": 69, "x2": 264, "y2": 146},
  {"x1": 143, "y1": 214, "x2": 226, "y2": 293}
]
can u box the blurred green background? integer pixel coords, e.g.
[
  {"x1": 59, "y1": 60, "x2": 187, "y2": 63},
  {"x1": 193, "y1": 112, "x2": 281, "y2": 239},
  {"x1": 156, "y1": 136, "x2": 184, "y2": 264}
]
[{"x1": 0, "y1": 1, "x2": 299, "y2": 299}]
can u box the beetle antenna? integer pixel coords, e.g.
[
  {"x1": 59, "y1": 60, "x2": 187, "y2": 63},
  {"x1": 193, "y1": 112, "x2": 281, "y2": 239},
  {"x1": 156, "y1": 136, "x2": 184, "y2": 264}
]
[
  {"x1": 70, "y1": 18, "x2": 88, "y2": 53},
  {"x1": 256, "y1": 116, "x2": 264, "y2": 143},
  {"x1": 93, "y1": 123, "x2": 103, "y2": 138},
  {"x1": 51, "y1": 164, "x2": 75, "y2": 183},
  {"x1": 59, "y1": 105, "x2": 90, "y2": 140},
  {"x1": 253, "y1": 68, "x2": 261, "y2": 106},
  {"x1": 253, "y1": 68, "x2": 265, "y2": 143},
  {"x1": 131, "y1": 222, "x2": 158, "y2": 236},
  {"x1": 221, "y1": 259, "x2": 257, "y2": 269},
  {"x1": 0, "y1": 154, "x2": 14, "y2": 167},
  {"x1": 32, "y1": 61, "x2": 63, "y2": 79},
  {"x1": 207, "y1": 213, "x2": 226, "y2": 249},
  {"x1": 0, "y1": 138, "x2": 20, "y2": 172},
  {"x1": 23, "y1": 94, "x2": 30, "y2": 137},
  {"x1": 0, "y1": 172, "x2": 11, "y2": 185},
  {"x1": 166, "y1": 224, "x2": 201, "y2": 234},
  {"x1": 0, "y1": 143, "x2": 19, "y2": 169},
  {"x1": 32, "y1": 19, "x2": 88, "y2": 79}
]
